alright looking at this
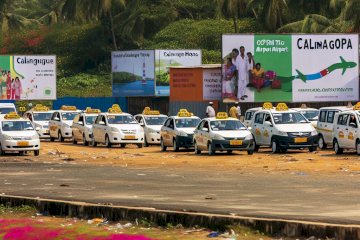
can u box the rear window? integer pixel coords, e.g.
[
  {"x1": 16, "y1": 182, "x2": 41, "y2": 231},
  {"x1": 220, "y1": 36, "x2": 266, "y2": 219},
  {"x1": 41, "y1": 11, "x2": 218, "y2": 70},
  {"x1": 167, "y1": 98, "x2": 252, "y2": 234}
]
[
  {"x1": 245, "y1": 111, "x2": 254, "y2": 120},
  {"x1": 319, "y1": 111, "x2": 327, "y2": 122}
]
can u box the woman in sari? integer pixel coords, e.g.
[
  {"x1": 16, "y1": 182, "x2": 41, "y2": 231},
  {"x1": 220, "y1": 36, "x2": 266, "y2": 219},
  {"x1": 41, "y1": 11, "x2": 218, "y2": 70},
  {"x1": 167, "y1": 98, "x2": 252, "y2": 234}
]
[
  {"x1": 222, "y1": 58, "x2": 236, "y2": 99},
  {"x1": 6, "y1": 71, "x2": 11, "y2": 100},
  {"x1": 251, "y1": 63, "x2": 265, "y2": 93},
  {"x1": 14, "y1": 77, "x2": 22, "y2": 100}
]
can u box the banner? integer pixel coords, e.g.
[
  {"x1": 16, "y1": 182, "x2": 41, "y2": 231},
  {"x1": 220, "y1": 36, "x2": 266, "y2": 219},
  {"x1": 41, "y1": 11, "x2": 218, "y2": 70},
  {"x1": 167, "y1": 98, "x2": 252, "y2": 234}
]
[
  {"x1": 222, "y1": 34, "x2": 359, "y2": 102},
  {"x1": 155, "y1": 49, "x2": 202, "y2": 96},
  {"x1": 203, "y1": 69, "x2": 221, "y2": 100},
  {"x1": 0, "y1": 55, "x2": 56, "y2": 100},
  {"x1": 112, "y1": 50, "x2": 155, "y2": 96}
]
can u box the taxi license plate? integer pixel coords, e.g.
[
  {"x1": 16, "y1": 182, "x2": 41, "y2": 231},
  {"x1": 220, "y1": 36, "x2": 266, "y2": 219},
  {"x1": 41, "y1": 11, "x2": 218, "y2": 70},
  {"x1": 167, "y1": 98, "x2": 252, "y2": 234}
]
[
  {"x1": 46, "y1": 130, "x2": 49, "y2": 133},
  {"x1": 295, "y1": 138, "x2": 307, "y2": 143},
  {"x1": 125, "y1": 135, "x2": 135, "y2": 140},
  {"x1": 230, "y1": 140, "x2": 242, "y2": 145},
  {"x1": 17, "y1": 142, "x2": 29, "y2": 146}
]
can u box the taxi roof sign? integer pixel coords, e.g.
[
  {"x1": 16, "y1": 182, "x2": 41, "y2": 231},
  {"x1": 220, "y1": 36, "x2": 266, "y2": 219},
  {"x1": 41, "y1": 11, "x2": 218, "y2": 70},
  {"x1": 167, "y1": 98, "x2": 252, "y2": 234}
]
[
  {"x1": 216, "y1": 112, "x2": 228, "y2": 119},
  {"x1": 177, "y1": 109, "x2": 191, "y2": 117},
  {"x1": 34, "y1": 105, "x2": 50, "y2": 111},
  {"x1": 276, "y1": 103, "x2": 289, "y2": 111},
  {"x1": 353, "y1": 103, "x2": 360, "y2": 110},
  {"x1": 61, "y1": 105, "x2": 77, "y2": 111},
  {"x1": 262, "y1": 102, "x2": 273, "y2": 109},
  {"x1": 85, "y1": 107, "x2": 101, "y2": 114},
  {"x1": 4, "y1": 112, "x2": 20, "y2": 119},
  {"x1": 142, "y1": 107, "x2": 160, "y2": 115},
  {"x1": 108, "y1": 104, "x2": 122, "y2": 114}
]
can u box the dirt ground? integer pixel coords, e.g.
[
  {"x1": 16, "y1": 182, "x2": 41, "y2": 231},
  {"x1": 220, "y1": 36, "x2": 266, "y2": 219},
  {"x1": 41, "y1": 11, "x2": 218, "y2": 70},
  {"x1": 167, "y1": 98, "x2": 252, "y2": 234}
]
[{"x1": 1, "y1": 139, "x2": 360, "y2": 175}]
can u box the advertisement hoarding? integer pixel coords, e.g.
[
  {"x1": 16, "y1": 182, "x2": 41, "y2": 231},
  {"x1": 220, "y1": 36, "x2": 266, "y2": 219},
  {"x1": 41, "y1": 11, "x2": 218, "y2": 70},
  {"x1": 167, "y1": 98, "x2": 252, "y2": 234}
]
[
  {"x1": 222, "y1": 34, "x2": 359, "y2": 103},
  {"x1": 112, "y1": 50, "x2": 155, "y2": 96},
  {"x1": 0, "y1": 55, "x2": 56, "y2": 100},
  {"x1": 203, "y1": 69, "x2": 222, "y2": 100},
  {"x1": 155, "y1": 49, "x2": 202, "y2": 96}
]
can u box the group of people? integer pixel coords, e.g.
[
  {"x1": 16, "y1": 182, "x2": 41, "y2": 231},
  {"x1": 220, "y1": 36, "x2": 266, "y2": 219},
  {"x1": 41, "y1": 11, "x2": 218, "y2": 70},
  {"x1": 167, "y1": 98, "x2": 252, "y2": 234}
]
[
  {"x1": 0, "y1": 69, "x2": 23, "y2": 100},
  {"x1": 223, "y1": 46, "x2": 268, "y2": 101},
  {"x1": 206, "y1": 101, "x2": 242, "y2": 120}
]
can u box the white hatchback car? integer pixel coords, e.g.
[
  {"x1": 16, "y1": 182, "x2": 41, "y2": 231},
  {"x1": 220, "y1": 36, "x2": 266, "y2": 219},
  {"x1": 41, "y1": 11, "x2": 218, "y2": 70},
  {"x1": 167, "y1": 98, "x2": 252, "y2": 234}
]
[
  {"x1": 291, "y1": 105, "x2": 319, "y2": 128},
  {"x1": 71, "y1": 108, "x2": 100, "y2": 146},
  {"x1": 193, "y1": 112, "x2": 254, "y2": 155},
  {"x1": 0, "y1": 112, "x2": 40, "y2": 156},
  {"x1": 49, "y1": 106, "x2": 82, "y2": 142},
  {"x1": 23, "y1": 105, "x2": 54, "y2": 139}
]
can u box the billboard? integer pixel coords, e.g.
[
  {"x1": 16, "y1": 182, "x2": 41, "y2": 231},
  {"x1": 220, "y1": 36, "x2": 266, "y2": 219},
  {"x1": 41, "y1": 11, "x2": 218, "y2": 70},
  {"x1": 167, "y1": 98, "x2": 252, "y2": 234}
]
[
  {"x1": 155, "y1": 49, "x2": 202, "y2": 96},
  {"x1": 222, "y1": 34, "x2": 359, "y2": 102},
  {"x1": 0, "y1": 55, "x2": 56, "y2": 100},
  {"x1": 203, "y1": 69, "x2": 222, "y2": 100},
  {"x1": 112, "y1": 50, "x2": 155, "y2": 96}
]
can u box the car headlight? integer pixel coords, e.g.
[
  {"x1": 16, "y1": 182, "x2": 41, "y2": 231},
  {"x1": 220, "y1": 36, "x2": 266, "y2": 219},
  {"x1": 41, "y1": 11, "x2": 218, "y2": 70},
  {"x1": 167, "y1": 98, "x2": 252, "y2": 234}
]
[
  {"x1": 32, "y1": 134, "x2": 39, "y2": 140},
  {"x1": 147, "y1": 128, "x2": 156, "y2": 133},
  {"x1": 63, "y1": 123, "x2": 70, "y2": 128},
  {"x1": 278, "y1": 131, "x2": 288, "y2": 136},
  {"x1": 3, "y1": 135, "x2": 13, "y2": 140},
  {"x1": 214, "y1": 134, "x2": 225, "y2": 140},
  {"x1": 178, "y1": 131, "x2": 188, "y2": 137},
  {"x1": 35, "y1": 123, "x2": 42, "y2": 129},
  {"x1": 245, "y1": 134, "x2": 253, "y2": 140},
  {"x1": 111, "y1": 127, "x2": 120, "y2": 133},
  {"x1": 311, "y1": 129, "x2": 317, "y2": 136}
]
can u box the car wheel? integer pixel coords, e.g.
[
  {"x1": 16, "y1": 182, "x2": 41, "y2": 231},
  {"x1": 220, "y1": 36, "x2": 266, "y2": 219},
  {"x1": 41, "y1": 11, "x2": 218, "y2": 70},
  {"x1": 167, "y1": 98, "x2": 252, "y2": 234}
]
[
  {"x1": 19, "y1": 151, "x2": 24, "y2": 156},
  {"x1": 208, "y1": 142, "x2": 214, "y2": 156},
  {"x1": 247, "y1": 150, "x2": 254, "y2": 155},
  {"x1": 138, "y1": 143, "x2": 143, "y2": 148},
  {"x1": 120, "y1": 143, "x2": 126, "y2": 148},
  {"x1": 72, "y1": 133, "x2": 77, "y2": 144},
  {"x1": 334, "y1": 139, "x2": 343, "y2": 154},
  {"x1": 144, "y1": 136, "x2": 149, "y2": 147},
  {"x1": 161, "y1": 138, "x2": 167, "y2": 151},
  {"x1": 254, "y1": 141, "x2": 260, "y2": 152},
  {"x1": 173, "y1": 139, "x2": 179, "y2": 152},
  {"x1": 34, "y1": 150, "x2": 40, "y2": 156},
  {"x1": 271, "y1": 139, "x2": 280, "y2": 153},
  {"x1": 308, "y1": 146, "x2": 317, "y2": 152},
  {"x1": 227, "y1": 150, "x2": 233, "y2": 154},
  {"x1": 91, "y1": 136, "x2": 97, "y2": 147},
  {"x1": 0, "y1": 146, "x2": 3, "y2": 156},
  {"x1": 50, "y1": 137, "x2": 55, "y2": 142},
  {"x1": 356, "y1": 140, "x2": 360, "y2": 155},
  {"x1": 83, "y1": 134, "x2": 89, "y2": 146},
  {"x1": 280, "y1": 148, "x2": 287, "y2": 153},
  {"x1": 58, "y1": 131, "x2": 64, "y2": 142},
  {"x1": 105, "y1": 135, "x2": 111, "y2": 148},
  {"x1": 194, "y1": 141, "x2": 201, "y2": 154},
  {"x1": 318, "y1": 135, "x2": 327, "y2": 149}
]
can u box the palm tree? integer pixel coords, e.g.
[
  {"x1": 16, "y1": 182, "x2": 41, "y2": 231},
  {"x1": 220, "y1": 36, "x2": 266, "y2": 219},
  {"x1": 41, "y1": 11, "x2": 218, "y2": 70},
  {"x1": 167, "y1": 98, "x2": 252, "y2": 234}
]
[
  {"x1": 330, "y1": 0, "x2": 360, "y2": 32},
  {"x1": 214, "y1": 0, "x2": 248, "y2": 33}
]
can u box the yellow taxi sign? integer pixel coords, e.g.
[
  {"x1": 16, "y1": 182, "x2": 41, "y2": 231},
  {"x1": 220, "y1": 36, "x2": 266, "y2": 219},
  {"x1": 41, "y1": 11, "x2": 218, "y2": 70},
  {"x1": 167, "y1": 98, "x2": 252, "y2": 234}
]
[
  {"x1": 4, "y1": 112, "x2": 20, "y2": 119},
  {"x1": 35, "y1": 104, "x2": 42, "y2": 108},
  {"x1": 179, "y1": 109, "x2": 188, "y2": 113},
  {"x1": 61, "y1": 105, "x2": 77, "y2": 111},
  {"x1": 19, "y1": 107, "x2": 26, "y2": 111},
  {"x1": 216, "y1": 112, "x2": 228, "y2": 119},
  {"x1": 85, "y1": 107, "x2": 101, "y2": 114},
  {"x1": 142, "y1": 107, "x2": 160, "y2": 115},
  {"x1": 177, "y1": 109, "x2": 192, "y2": 117},
  {"x1": 276, "y1": 103, "x2": 289, "y2": 111},
  {"x1": 34, "y1": 106, "x2": 50, "y2": 111},
  {"x1": 353, "y1": 103, "x2": 360, "y2": 110},
  {"x1": 262, "y1": 102, "x2": 273, "y2": 109}
]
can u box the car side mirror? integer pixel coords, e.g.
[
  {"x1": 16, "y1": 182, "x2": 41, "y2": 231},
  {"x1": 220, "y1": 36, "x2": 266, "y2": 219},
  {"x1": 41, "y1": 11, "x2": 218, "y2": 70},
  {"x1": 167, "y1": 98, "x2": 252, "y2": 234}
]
[
  {"x1": 99, "y1": 121, "x2": 105, "y2": 125},
  {"x1": 36, "y1": 127, "x2": 40, "y2": 131},
  {"x1": 248, "y1": 127, "x2": 252, "y2": 131},
  {"x1": 78, "y1": 121, "x2": 83, "y2": 125},
  {"x1": 203, "y1": 127, "x2": 209, "y2": 132},
  {"x1": 140, "y1": 122, "x2": 145, "y2": 127},
  {"x1": 54, "y1": 117, "x2": 59, "y2": 121},
  {"x1": 350, "y1": 123, "x2": 357, "y2": 128},
  {"x1": 264, "y1": 121, "x2": 272, "y2": 126}
]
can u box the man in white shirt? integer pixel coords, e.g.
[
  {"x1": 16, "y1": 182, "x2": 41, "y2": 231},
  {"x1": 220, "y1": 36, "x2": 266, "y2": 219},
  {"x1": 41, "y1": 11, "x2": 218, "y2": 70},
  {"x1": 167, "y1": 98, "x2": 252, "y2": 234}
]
[
  {"x1": 237, "y1": 46, "x2": 249, "y2": 101},
  {"x1": 206, "y1": 102, "x2": 215, "y2": 117},
  {"x1": 236, "y1": 102, "x2": 241, "y2": 119}
]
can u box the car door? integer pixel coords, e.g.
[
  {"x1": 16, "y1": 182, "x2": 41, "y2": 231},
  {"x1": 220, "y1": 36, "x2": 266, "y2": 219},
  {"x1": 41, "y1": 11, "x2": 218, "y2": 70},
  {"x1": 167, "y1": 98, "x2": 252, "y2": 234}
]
[
  {"x1": 201, "y1": 120, "x2": 212, "y2": 149},
  {"x1": 194, "y1": 121, "x2": 205, "y2": 150},
  {"x1": 336, "y1": 114, "x2": 348, "y2": 148},
  {"x1": 161, "y1": 118, "x2": 172, "y2": 146},
  {"x1": 317, "y1": 110, "x2": 328, "y2": 141},
  {"x1": 77, "y1": 114, "x2": 86, "y2": 140},
  {"x1": 253, "y1": 112, "x2": 265, "y2": 144},
  {"x1": 262, "y1": 113, "x2": 273, "y2": 146},
  {"x1": 347, "y1": 113, "x2": 358, "y2": 149},
  {"x1": 97, "y1": 115, "x2": 107, "y2": 143},
  {"x1": 49, "y1": 112, "x2": 60, "y2": 137},
  {"x1": 325, "y1": 110, "x2": 338, "y2": 144},
  {"x1": 92, "y1": 115, "x2": 102, "y2": 142},
  {"x1": 72, "y1": 114, "x2": 80, "y2": 140}
]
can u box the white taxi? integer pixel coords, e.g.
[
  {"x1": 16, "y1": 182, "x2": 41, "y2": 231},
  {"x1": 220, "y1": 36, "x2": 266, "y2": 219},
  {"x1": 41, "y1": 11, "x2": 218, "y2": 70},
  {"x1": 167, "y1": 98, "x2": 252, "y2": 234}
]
[
  {"x1": 0, "y1": 103, "x2": 17, "y2": 115},
  {"x1": 71, "y1": 107, "x2": 100, "y2": 146},
  {"x1": 250, "y1": 103, "x2": 319, "y2": 153},
  {"x1": 333, "y1": 104, "x2": 360, "y2": 154},
  {"x1": 193, "y1": 112, "x2": 254, "y2": 156},
  {"x1": 0, "y1": 112, "x2": 40, "y2": 156},
  {"x1": 243, "y1": 103, "x2": 275, "y2": 127},
  {"x1": 49, "y1": 106, "x2": 82, "y2": 142},
  {"x1": 23, "y1": 104, "x2": 54, "y2": 139},
  {"x1": 160, "y1": 109, "x2": 200, "y2": 151},
  {"x1": 134, "y1": 107, "x2": 168, "y2": 147},
  {"x1": 91, "y1": 104, "x2": 144, "y2": 148},
  {"x1": 291, "y1": 104, "x2": 319, "y2": 128}
]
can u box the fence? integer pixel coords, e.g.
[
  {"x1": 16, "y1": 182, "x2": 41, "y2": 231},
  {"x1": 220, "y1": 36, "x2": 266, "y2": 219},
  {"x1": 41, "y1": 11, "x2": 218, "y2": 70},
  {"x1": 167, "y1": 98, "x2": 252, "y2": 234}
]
[
  {"x1": 53, "y1": 97, "x2": 127, "y2": 112},
  {"x1": 127, "y1": 97, "x2": 169, "y2": 116}
]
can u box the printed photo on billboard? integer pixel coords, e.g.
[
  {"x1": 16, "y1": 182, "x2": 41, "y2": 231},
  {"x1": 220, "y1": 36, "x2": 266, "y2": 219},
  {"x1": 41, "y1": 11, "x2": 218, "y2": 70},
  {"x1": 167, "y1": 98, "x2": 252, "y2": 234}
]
[
  {"x1": 155, "y1": 49, "x2": 202, "y2": 96},
  {"x1": 222, "y1": 34, "x2": 359, "y2": 103},
  {"x1": 203, "y1": 69, "x2": 222, "y2": 100},
  {"x1": 0, "y1": 55, "x2": 56, "y2": 100},
  {"x1": 112, "y1": 50, "x2": 155, "y2": 96}
]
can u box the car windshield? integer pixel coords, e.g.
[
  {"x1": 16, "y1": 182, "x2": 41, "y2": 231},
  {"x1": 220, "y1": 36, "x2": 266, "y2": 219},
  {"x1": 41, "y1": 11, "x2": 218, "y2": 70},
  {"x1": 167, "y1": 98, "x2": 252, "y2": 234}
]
[
  {"x1": 107, "y1": 115, "x2": 137, "y2": 124},
  {"x1": 175, "y1": 118, "x2": 200, "y2": 128},
  {"x1": 210, "y1": 120, "x2": 246, "y2": 131},
  {"x1": 299, "y1": 110, "x2": 319, "y2": 121},
  {"x1": 145, "y1": 116, "x2": 167, "y2": 125},
  {"x1": 86, "y1": 116, "x2": 96, "y2": 125},
  {"x1": 272, "y1": 112, "x2": 308, "y2": 124},
  {"x1": 0, "y1": 108, "x2": 16, "y2": 114},
  {"x1": 33, "y1": 113, "x2": 52, "y2": 121},
  {"x1": 2, "y1": 121, "x2": 34, "y2": 131},
  {"x1": 62, "y1": 112, "x2": 78, "y2": 121}
]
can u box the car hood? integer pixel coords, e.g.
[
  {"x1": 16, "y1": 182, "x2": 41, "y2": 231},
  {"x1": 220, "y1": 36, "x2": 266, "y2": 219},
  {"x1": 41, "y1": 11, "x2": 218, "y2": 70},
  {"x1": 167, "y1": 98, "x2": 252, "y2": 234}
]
[
  {"x1": 276, "y1": 124, "x2": 315, "y2": 132},
  {"x1": 4, "y1": 131, "x2": 37, "y2": 137},
  {"x1": 213, "y1": 130, "x2": 251, "y2": 138},
  {"x1": 35, "y1": 121, "x2": 49, "y2": 126},
  {"x1": 146, "y1": 125, "x2": 162, "y2": 131},
  {"x1": 111, "y1": 124, "x2": 141, "y2": 130},
  {"x1": 63, "y1": 120, "x2": 74, "y2": 126},
  {"x1": 178, "y1": 128, "x2": 196, "y2": 134}
]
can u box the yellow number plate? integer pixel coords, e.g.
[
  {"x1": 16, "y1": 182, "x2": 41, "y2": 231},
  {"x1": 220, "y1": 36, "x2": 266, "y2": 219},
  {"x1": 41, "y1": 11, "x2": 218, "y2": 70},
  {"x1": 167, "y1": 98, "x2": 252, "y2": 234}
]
[
  {"x1": 295, "y1": 138, "x2": 307, "y2": 143},
  {"x1": 125, "y1": 135, "x2": 135, "y2": 140},
  {"x1": 17, "y1": 142, "x2": 29, "y2": 146},
  {"x1": 230, "y1": 140, "x2": 242, "y2": 145},
  {"x1": 46, "y1": 130, "x2": 49, "y2": 133}
]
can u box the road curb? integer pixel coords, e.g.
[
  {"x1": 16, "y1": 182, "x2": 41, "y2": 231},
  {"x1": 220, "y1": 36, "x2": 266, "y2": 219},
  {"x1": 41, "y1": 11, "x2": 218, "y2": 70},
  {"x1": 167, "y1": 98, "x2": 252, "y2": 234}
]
[{"x1": 1, "y1": 195, "x2": 359, "y2": 239}]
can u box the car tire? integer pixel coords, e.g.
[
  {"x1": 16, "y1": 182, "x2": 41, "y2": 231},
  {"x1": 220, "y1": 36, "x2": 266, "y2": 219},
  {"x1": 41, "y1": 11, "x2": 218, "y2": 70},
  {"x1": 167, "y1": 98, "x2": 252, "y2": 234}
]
[
  {"x1": 83, "y1": 134, "x2": 89, "y2": 146},
  {"x1": 161, "y1": 138, "x2": 167, "y2": 151},
  {"x1": 58, "y1": 131, "x2": 64, "y2": 142},
  {"x1": 72, "y1": 133, "x2": 77, "y2": 144},
  {"x1": 254, "y1": 141, "x2": 260, "y2": 152},
  {"x1": 19, "y1": 151, "x2": 24, "y2": 156},
  {"x1": 271, "y1": 139, "x2": 280, "y2": 154},
  {"x1": 208, "y1": 142, "x2": 214, "y2": 156},
  {"x1": 356, "y1": 140, "x2": 360, "y2": 155},
  {"x1": 50, "y1": 137, "x2": 55, "y2": 142},
  {"x1": 34, "y1": 150, "x2": 39, "y2": 156},
  {"x1": 105, "y1": 135, "x2": 111, "y2": 148},
  {"x1": 308, "y1": 146, "x2": 317, "y2": 152},
  {"x1": 227, "y1": 150, "x2": 233, "y2": 154},
  {"x1": 120, "y1": 143, "x2": 126, "y2": 148},
  {"x1": 247, "y1": 150, "x2": 254, "y2": 155},
  {"x1": 0, "y1": 146, "x2": 3, "y2": 156},
  {"x1": 318, "y1": 135, "x2": 327, "y2": 149},
  {"x1": 173, "y1": 139, "x2": 179, "y2": 152},
  {"x1": 334, "y1": 139, "x2": 343, "y2": 154},
  {"x1": 138, "y1": 143, "x2": 143, "y2": 148},
  {"x1": 194, "y1": 141, "x2": 201, "y2": 154},
  {"x1": 91, "y1": 136, "x2": 97, "y2": 147},
  {"x1": 280, "y1": 148, "x2": 287, "y2": 153},
  {"x1": 144, "y1": 136, "x2": 149, "y2": 147}
]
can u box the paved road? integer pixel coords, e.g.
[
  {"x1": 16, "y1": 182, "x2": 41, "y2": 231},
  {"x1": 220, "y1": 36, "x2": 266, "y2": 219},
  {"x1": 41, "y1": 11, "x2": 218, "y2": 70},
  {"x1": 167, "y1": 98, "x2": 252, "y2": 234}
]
[{"x1": 1, "y1": 162, "x2": 359, "y2": 225}]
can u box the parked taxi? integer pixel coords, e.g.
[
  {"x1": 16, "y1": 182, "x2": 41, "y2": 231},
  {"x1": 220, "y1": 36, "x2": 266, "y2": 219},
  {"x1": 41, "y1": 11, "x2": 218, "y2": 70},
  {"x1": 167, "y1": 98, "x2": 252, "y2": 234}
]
[
  {"x1": 0, "y1": 112, "x2": 40, "y2": 156},
  {"x1": 250, "y1": 103, "x2": 318, "y2": 153},
  {"x1": 49, "y1": 106, "x2": 82, "y2": 142},
  {"x1": 23, "y1": 104, "x2": 54, "y2": 139},
  {"x1": 134, "y1": 107, "x2": 168, "y2": 147},
  {"x1": 291, "y1": 104, "x2": 319, "y2": 128},
  {"x1": 160, "y1": 109, "x2": 200, "y2": 151},
  {"x1": 193, "y1": 112, "x2": 254, "y2": 156},
  {"x1": 243, "y1": 103, "x2": 274, "y2": 127},
  {"x1": 71, "y1": 107, "x2": 100, "y2": 146},
  {"x1": 91, "y1": 104, "x2": 144, "y2": 148}
]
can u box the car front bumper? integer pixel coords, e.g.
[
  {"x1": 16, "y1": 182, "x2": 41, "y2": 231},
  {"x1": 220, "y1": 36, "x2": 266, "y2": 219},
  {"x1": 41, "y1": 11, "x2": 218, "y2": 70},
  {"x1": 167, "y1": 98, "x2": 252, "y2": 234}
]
[
  {"x1": 37, "y1": 128, "x2": 51, "y2": 139},
  {"x1": 61, "y1": 127, "x2": 73, "y2": 138},
  {"x1": 1, "y1": 139, "x2": 40, "y2": 151},
  {"x1": 175, "y1": 135, "x2": 194, "y2": 148},
  {"x1": 212, "y1": 139, "x2": 254, "y2": 151},
  {"x1": 145, "y1": 132, "x2": 161, "y2": 144},
  {"x1": 108, "y1": 132, "x2": 145, "y2": 144},
  {"x1": 273, "y1": 135, "x2": 319, "y2": 149}
]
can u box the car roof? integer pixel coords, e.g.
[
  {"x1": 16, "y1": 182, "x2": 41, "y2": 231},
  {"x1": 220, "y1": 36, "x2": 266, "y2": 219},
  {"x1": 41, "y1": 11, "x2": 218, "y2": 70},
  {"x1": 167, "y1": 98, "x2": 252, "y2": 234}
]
[
  {"x1": 246, "y1": 107, "x2": 275, "y2": 112},
  {"x1": 291, "y1": 108, "x2": 318, "y2": 111},
  {"x1": 204, "y1": 117, "x2": 239, "y2": 121},
  {"x1": 55, "y1": 110, "x2": 82, "y2": 113},
  {"x1": 256, "y1": 109, "x2": 298, "y2": 114},
  {"x1": 319, "y1": 106, "x2": 352, "y2": 111},
  {"x1": 172, "y1": 116, "x2": 200, "y2": 120},
  {"x1": 137, "y1": 114, "x2": 168, "y2": 117},
  {"x1": 0, "y1": 103, "x2": 15, "y2": 107},
  {"x1": 102, "y1": 112, "x2": 132, "y2": 116}
]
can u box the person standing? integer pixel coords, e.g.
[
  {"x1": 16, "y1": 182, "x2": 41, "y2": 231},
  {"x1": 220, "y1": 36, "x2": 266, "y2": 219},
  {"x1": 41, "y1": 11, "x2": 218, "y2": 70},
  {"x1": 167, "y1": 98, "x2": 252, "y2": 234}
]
[
  {"x1": 231, "y1": 48, "x2": 239, "y2": 99},
  {"x1": 229, "y1": 102, "x2": 237, "y2": 118},
  {"x1": 247, "y1": 52, "x2": 255, "y2": 83},
  {"x1": 1, "y1": 71, "x2": 7, "y2": 100},
  {"x1": 237, "y1": 46, "x2": 249, "y2": 101},
  {"x1": 14, "y1": 77, "x2": 22, "y2": 100},
  {"x1": 206, "y1": 102, "x2": 216, "y2": 118},
  {"x1": 6, "y1": 71, "x2": 11, "y2": 100},
  {"x1": 236, "y1": 102, "x2": 241, "y2": 119},
  {"x1": 222, "y1": 58, "x2": 236, "y2": 99}
]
